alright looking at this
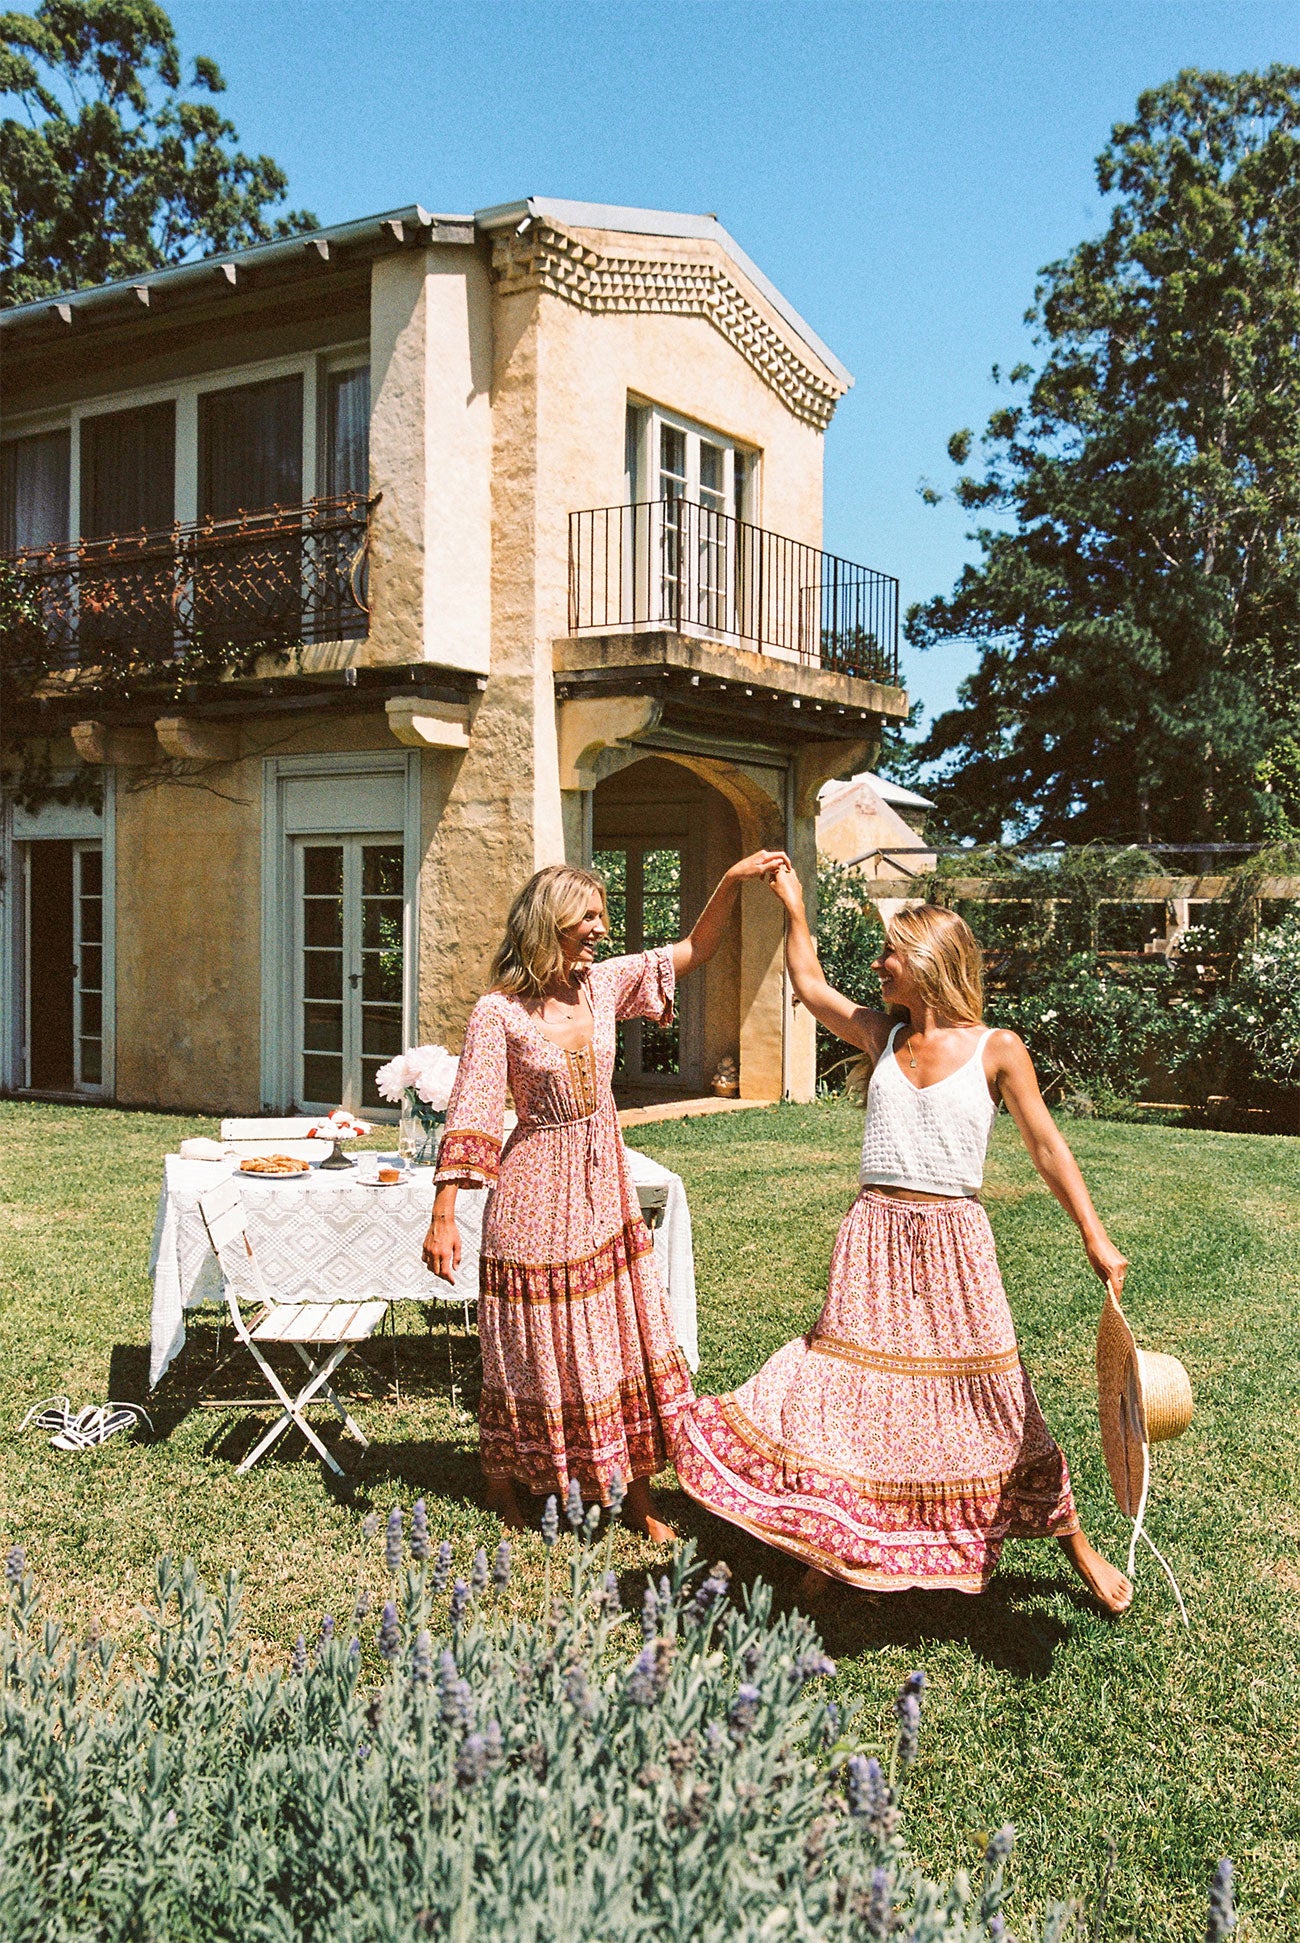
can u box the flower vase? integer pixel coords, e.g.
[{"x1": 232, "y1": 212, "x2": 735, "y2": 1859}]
[{"x1": 399, "y1": 1095, "x2": 445, "y2": 1167}]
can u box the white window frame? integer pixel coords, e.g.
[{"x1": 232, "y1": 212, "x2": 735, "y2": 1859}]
[
  {"x1": 260, "y1": 752, "x2": 420, "y2": 1116},
  {"x1": 627, "y1": 398, "x2": 758, "y2": 524}
]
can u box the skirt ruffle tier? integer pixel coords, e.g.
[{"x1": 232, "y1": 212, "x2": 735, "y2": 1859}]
[
  {"x1": 675, "y1": 1190, "x2": 1078, "y2": 1592},
  {"x1": 479, "y1": 1216, "x2": 693, "y2": 1502}
]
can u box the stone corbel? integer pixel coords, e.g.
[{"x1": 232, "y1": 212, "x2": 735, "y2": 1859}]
[
  {"x1": 386, "y1": 698, "x2": 472, "y2": 749},
  {"x1": 792, "y1": 737, "x2": 875, "y2": 818},
  {"x1": 154, "y1": 716, "x2": 241, "y2": 762},
  {"x1": 71, "y1": 720, "x2": 159, "y2": 766},
  {"x1": 557, "y1": 694, "x2": 662, "y2": 790}
]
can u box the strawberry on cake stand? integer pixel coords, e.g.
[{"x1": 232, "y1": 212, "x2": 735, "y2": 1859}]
[{"x1": 307, "y1": 1108, "x2": 373, "y2": 1169}]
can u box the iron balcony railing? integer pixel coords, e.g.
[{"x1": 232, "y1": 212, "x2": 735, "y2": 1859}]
[
  {"x1": 568, "y1": 499, "x2": 899, "y2": 686},
  {"x1": 1, "y1": 492, "x2": 373, "y2": 675}
]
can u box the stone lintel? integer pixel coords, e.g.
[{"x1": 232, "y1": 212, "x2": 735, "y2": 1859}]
[
  {"x1": 154, "y1": 716, "x2": 241, "y2": 762},
  {"x1": 71, "y1": 720, "x2": 158, "y2": 765}
]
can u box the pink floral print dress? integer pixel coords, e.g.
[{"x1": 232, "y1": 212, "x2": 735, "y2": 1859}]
[{"x1": 435, "y1": 947, "x2": 694, "y2": 1502}]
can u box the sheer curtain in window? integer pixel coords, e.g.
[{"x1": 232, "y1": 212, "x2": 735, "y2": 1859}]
[
  {"x1": 327, "y1": 367, "x2": 369, "y2": 498},
  {"x1": 1, "y1": 430, "x2": 71, "y2": 551},
  {"x1": 199, "y1": 375, "x2": 303, "y2": 518},
  {"x1": 80, "y1": 403, "x2": 175, "y2": 536}
]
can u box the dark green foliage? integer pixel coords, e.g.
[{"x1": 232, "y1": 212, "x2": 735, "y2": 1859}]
[
  {"x1": 0, "y1": 0, "x2": 314, "y2": 304},
  {"x1": 910, "y1": 67, "x2": 1300, "y2": 844},
  {"x1": 813, "y1": 860, "x2": 885, "y2": 1085},
  {"x1": 0, "y1": 1525, "x2": 1041, "y2": 1941}
]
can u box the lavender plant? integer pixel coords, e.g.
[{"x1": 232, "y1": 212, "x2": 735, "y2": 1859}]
[{"x1": 0, "y1": 1533, "x2": 1235, "y2": 1942}]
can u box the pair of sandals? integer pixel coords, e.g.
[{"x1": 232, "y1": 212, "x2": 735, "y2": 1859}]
[{"x1": 20, "y1": 1396, "x2": 153, "y2": 1451}]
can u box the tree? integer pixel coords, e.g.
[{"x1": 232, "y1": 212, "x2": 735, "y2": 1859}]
[
  {"x1": 0, "y1": 0, "x2": 314, "y2": 305},
  {"x1": 909, "y1": 67, "x2": 1300, "y2": 845}
]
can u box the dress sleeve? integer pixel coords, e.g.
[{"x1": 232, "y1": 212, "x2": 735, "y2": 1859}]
[
  {"x1": 434, "y1": 998, "x2": 508, "y2": 1188},
  {"x1": 607, "y1": 945, "x2": 676, "y2": 1026}
]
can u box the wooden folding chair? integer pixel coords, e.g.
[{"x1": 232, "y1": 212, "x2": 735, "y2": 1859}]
[{"x1": 197, "y1": 1176, "x2": 388, "y2": 1477}]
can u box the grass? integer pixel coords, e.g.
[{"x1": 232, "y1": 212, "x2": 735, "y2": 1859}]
[{"x1": 1, "y1": 1096, "x2": 1297, "y2": 1938}]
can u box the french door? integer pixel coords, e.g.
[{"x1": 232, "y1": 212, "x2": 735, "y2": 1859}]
[
  {"x1": 594, "y1": 843, "x2": 686, "y2": 1087},
  {"x1": 293, "y1": 836, "x2": 404, "y2": 1114},
  {"x1": 22, "y1": 838, "x2": 104, "y2": 1093}
]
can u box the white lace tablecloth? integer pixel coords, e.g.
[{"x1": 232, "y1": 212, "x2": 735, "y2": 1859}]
[{"x1": 148, "y1": 1149, "x2": 698, "y2": 1387}]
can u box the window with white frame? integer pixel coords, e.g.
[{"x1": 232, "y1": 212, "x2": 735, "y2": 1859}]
[
  {"x1": 625, "y1": 402, "x2": 757, "y2": 635},
  {"x1": 626, "y1": 402, "x2": 755, "y2": 524}
]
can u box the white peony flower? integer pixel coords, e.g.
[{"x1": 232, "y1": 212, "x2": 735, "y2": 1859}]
[
  {"x1": 373, "y1": 1052, "x2": 417, "y2": 1104},
  {"x1": 410, "y1": 1045, "x2": 460, "y2": 1110}
]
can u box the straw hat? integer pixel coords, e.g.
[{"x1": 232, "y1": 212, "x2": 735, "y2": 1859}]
[{"x1": 1096, "y1": 1282, "x2": 1193, "y2": 1517}]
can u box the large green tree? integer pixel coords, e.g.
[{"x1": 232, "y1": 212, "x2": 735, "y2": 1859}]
[
  {"x1": 910, "y1": 67, "x2": 1300, "y2": 844},
  {"x1": 0, "y1": 0, "x2": 313, "y2": 304}
]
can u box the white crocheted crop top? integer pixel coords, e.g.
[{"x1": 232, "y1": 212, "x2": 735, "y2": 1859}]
[{"x1": 859, "y1": 1023, "x2": 997, "y2": 1198}]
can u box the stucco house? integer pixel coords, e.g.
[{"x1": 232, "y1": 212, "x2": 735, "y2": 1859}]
[
  {"x1": 0, "y1": 197, "x2": 906, "y2": 1116},
  {"x1": 816, "y1": 769, "x2": 935, "y2": 878}
]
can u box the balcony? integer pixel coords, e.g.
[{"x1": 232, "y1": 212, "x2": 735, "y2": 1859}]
[
  {"x1": 1, "y1": 493, "x2": 373, "y2": 683},
  {"x1": 568, "y1": 500, "x2": 899, "y2": 686}
]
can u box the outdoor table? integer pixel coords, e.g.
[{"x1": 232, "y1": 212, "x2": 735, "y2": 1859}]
[{"x1": 148, "y1": 1149, "x2": 699, "y2": 1388}]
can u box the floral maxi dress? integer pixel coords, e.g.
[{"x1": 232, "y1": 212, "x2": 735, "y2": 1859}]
[{"x1": 434, "y1": 947, "x2": 695, "y2": 1502}]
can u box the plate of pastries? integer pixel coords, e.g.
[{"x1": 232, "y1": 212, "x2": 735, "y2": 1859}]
[{"x1": 238, "y1": 1155, "x2": 311, "y2": 1178}]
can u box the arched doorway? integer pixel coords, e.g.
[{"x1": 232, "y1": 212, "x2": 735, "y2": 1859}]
[{"x1": 592, "y1": 756, "x2": 742, "y2": 1101}]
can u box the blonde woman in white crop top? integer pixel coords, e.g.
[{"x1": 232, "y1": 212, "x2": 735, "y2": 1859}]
[{"x1": 676, "y1": 872, "x2": 1134, "y2": 1617}]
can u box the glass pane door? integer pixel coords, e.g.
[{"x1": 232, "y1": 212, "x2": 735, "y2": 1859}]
[
  {"x1": 295, "y1": 836, "x2": 404, "y2": 1114},
  {"x1": 594, "y1": 844, "x2": 681, "y2": 1082},
  {"x1": 72, "y1": 843, "x2": 104, "y2": 1089}
]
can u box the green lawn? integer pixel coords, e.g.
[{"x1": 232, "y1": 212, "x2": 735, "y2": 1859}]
[{"x1": 1, "y1": 1098, "x2": 1297, "y2": 1938}]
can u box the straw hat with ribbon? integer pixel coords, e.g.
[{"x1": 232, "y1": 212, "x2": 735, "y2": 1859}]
[{"x1": 1096, "y1": 1275, "x2": 1193, "y2": 1623}]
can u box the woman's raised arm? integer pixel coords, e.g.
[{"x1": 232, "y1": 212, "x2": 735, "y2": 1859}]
[
  {"x1": 991, "y1": 1029, "x2": 1128, "y2": 1287},
  {"x1": 670, "y1": 850, "x2": 791, "y2": 978},
  {"x1": 769, "y1": 866, "x2": 886, "y2": 1055}
]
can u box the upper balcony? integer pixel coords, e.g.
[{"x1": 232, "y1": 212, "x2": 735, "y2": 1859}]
[
  {"x1": 1, "y1": 493, "x2": 372, "y2": 696},
  {"x1": 569, "y1": 500, "x2": 899, "y2": 685}
]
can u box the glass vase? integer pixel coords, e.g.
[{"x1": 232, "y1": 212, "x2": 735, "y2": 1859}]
[{"x1": 398, "y1": 1096, "x2": 444, "y2": 1167}]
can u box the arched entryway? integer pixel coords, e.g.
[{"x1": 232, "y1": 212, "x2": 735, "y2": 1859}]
[{"x1": 592, "y1": 755, "x2": 742, "y2": 1102}]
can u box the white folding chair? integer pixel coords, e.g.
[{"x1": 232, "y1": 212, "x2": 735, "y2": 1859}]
[{"x1": 197, "y1": 1176, "x2": 388, "y2": 1477}]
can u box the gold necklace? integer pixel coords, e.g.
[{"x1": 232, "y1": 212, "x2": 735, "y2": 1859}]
[{"x1": 907, "y1": 1031, "x2": 919, "y2": 1070}]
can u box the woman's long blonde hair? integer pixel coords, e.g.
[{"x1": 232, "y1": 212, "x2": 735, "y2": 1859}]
[
  {"x1": 847, "y1": 902, "x2": 984, "y2": 1101},
  {"x1": 490, "y1": 865, "x2": 608, "y2": 1001}
]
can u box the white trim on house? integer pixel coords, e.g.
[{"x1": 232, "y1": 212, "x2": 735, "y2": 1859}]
[
  {"x1": 0, "y1": 772, "x2": 116, "y2": 1097},
  {"x1": 260, "y1": 752, "x2": 421, "y2": 1113}
]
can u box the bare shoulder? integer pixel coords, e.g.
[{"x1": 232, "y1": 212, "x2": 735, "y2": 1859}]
[{"x1": 844, "y1": 1007, "x2": 895, "y2": 1059}]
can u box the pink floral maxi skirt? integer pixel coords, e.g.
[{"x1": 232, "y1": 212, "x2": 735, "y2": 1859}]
[{"x1": 676, "y1": 1191, "x2": 1079, "y2": 1592}]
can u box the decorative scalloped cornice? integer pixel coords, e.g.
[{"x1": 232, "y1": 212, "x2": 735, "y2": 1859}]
[{"x1": 490, "y1": 222, "x2": 847, "y2": 431}]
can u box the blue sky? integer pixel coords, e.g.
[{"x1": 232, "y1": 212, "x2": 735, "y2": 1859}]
[{"x1": 168, "y1": 0, "x2": 1299, "y2": 732}]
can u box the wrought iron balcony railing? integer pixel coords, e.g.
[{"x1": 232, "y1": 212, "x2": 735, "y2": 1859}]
[
  {"x1": 568, "y1": 499, "x2": 900, "y2": 686},
  {"x1": 1, "y1": 493, "x2": 373, "y2": 677}
]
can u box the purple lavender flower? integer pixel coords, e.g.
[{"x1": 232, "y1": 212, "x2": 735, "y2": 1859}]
[
  {"x1": 565, "y1": 1661, "x2": 598, "y2": 1721},
  {"x1": 347, "y1": 1637, "x2": 360, "y2": 1663},
  {"x1": 492, "y1": 1539, "x2": 511, "y2": 1591},
  {"x1": 608, "y1": 1467, "x2": 627, "y2": 1518},
  {"x1": 411, "y1": 1498, "x2": 431, "y2": 1563},
  {"x1": 432, "y1": 1539, "x2": 452, "y2": 1594},
  {"x1": 795, "y1": 1646, "x2": 837, "y2": 1682},
  {"x1": 1207, "y1": 1859, "x2": 1236, "y2": 1941},
  {"x1": 360, "y1": 1512, "x2": 379, "y2": 1543},
  {"x1": 484, "y1": 1719, "x2": 504, "y2": 1764},
  {"x1": 411, "y1": 1629, "x2": 433, "y2": 1684},
  {"x1": 602, "y1": 1571, "x2": 621, "y2": 1615},
  {"x1": 640, "y1": 1583, "x2": 659, "y2": 1642},
  {"x1": 289, "y1": 1634, "x2": 306, "y2": 1677},
  {"x1": 984, "y1": 1825, "x2": 1015, "y2": 1870},
  {"x1": 728, "y1": 1683, "x2": 761, "y2": 1743},
  {"x1": 657, "y1": 1575, "x2": 672, "y2": 1610},
  {"x1": 822, "y1": 1700, "x2": 841, "y2": 1746},
  {"x1": 449, "y1": 1579, "x2": 470, "y2": 1628},
  {"x1": 438, "y1": 1650, "x2": 461, "y2": 1723},
  {"x1": 377, "y1": 1600, "x2": 400, "y2": 1663},
  {"x1": 455, "y1": 1732, "x2": 487, "y2": 1789},
  {"x1": 627, "y1": 1645, "x2": 658, "y2": 1705},
  {"x1": 470, "y1": 1547, "x2": 489, "y2": 1596},
  {"x1": 987, "y1": 1918, "x2": 1005, "y2": 1942},
  {"x1": 541, "y1": 1497, "x2": 559, "y2": 1548},
  {"x1": 864, "y1": 1867, "x2": 892, "y2": 1940},
  {"x1": 318, "y1": 1614, "x2": 335, "y2": 1646},
  {"x1": 565, "y1": 1477, "x2": 584, "y2": 1532},
  {"x1": 353, "y1": 1588, "x2": 371, "y2": 1624},
  {"x1": 686, "y1": 1562, "x2": 731, "y2": 1627},
  {"x1": 5, "y1": 1545, "x2": 25, "y2": 1587},
  {"x1": 894, "y1": 1689, "x2": 922, "y2": 1771},
  {"x1": 846, "y1": 1756, "x2": 898, "y2": 1839},
  {"x1": 901, "y1": 1667, "x2": 926, "y2": 1700},
  {"x1": 384, "y1": 1505, "x2": 403, "y2": 1574}
]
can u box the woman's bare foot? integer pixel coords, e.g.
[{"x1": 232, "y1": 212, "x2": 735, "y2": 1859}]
[
  {"x1": 484, "y1": 1477, "x2": 526, "y2": 1531},
  {"x1": 1059, "y1": 1530, "x2": 1132, "y2": 1615},
  {"x1": 623, "y1": 1477, "x2": 676, "y2": 1544},
  {"x1": 796, "y1": 1565, "x2": 836, "y2": 1609}
]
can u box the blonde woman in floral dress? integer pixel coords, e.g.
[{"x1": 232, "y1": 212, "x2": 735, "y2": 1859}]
[
  {"x1": 677, "y1": 873, "x2": 1134, "y2": 1614},
  {"x1": 424, "y1": 853, "x2": 789, "y2": 1536}
]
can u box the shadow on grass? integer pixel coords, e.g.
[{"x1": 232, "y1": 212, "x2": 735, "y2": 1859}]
[{"x1": 661, "y1": 1485, "x2": 1075, "y2": 1680}]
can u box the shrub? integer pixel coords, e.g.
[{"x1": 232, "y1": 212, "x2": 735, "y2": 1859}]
[
  {"x1": 0, "y1": 1505, "x2": 1139, "y2": 1943},
  {"x1": 987, "y1": 954, "x2": 1207, "y2": 1103},
  {"x1": 1222, "y1": 911, "x2": 1300, "y2": 1087}
]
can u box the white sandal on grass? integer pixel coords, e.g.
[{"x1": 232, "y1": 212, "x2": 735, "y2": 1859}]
[
  {"x1": 19, "y1": 1396, "x2": 75, "y2": 1435},
  {"x1": 50, "y1": 1403, "x2": 153, "y2": 1452}
]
